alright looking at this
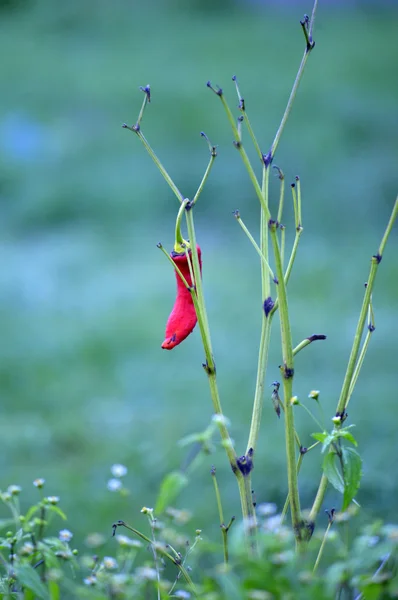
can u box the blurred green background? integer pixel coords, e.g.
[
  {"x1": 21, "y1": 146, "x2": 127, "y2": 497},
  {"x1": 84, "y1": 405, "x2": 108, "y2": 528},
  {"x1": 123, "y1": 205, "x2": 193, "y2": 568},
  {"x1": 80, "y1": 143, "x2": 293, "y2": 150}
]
[{"x1": 1, "y1": 0, "x2": 397, "y2": 549}]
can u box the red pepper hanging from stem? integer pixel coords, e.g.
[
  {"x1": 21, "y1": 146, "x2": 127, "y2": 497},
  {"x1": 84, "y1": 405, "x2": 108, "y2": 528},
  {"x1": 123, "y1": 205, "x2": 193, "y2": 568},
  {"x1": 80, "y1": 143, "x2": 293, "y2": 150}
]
[
  {"x1": 161, "y1": 246, "x2": 202, "y2": 350},
  {"x1": 161, "y1": 202, "x2": 202, "y2": 350}
]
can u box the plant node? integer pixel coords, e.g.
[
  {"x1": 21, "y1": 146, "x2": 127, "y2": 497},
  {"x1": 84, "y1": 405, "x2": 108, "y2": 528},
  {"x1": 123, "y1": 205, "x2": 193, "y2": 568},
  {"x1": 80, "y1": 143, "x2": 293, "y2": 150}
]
[
  {"x1": 280, "y1": 365, "x2": 294, "y2": 380},
  {"x1": 263, "y1": 296, "x2": 275, "y2": 317},
  {"x1": 262, "y1": 151, "x2": 273, "y2": 167},
  {"x1": 139, "y1": 84, "x2": 151, "y2": 102},
  {"x1": 268, "y1": 219, "x2": 279, "y2": 231},
  {"x1": 237, "y1": 449, "x2": 254, "y2": 476},
  {"x1": 300, "y1": 14, "x2": 315, "y2": 52},
  {"x1": 202, "y1": 361, "x2": 216, "y2": 376},
  {"x1": 206, "y1": 81, "x2": 223, "y2": 96}
]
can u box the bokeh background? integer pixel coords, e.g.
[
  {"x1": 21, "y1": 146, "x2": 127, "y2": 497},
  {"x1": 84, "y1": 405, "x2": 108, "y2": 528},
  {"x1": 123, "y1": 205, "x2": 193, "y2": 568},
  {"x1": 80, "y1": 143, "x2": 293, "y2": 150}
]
[{"x1": 1, "y1": 0, "x2": 397, "y2": 549}]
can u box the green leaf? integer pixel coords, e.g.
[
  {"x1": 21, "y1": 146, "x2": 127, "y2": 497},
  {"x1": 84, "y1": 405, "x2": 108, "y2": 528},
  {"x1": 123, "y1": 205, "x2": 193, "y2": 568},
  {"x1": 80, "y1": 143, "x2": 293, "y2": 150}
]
[
  {"x1": 338, "y1": 430, "x2": 358, "y2": 446},
  {"x1": 24, "y1": 504, "x2": 41, "y2": 523},
  {"x1": 155, "y1": 471, "x2": 188, "y2": 514},
  {"x1": 321, "y1": 434, "x2": 335, "y2": 453},
  {"x1": 16, "y1": 564, "x2": 49, "y2": 599},
  {"x1": 323, "y1": 452, "x2": 344, "y2": 494},
  {"x1": 311, "y1": 432, "x2": 327, "y2": 443},
  {"x1": 342, "y1": 447, "x2": 362, "y2": 510},
  {"x1": 47, "y1": 505, "x2": 67, "y2": 521},
  {"x1": 48, "y1": 580, "x2": 60, "y2": 600}
]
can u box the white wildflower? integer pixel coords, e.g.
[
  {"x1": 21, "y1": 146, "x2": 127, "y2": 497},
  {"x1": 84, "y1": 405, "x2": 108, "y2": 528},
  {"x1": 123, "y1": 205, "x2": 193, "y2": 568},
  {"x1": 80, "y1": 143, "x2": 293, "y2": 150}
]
[
  {"x1": 33, "y1": 478, "x2": 45, "y2": 488},
  {"x1": 21, "y1": 543, "x2": 34, "y2": 556},
  {"x1": 47, "y1": 496, "x2": 60, "y2": 505},
  {"x1": 107, "y1": 478, "x2": 122, "y2": 492},
  {"x1": 115, "y1": 534, "x2": 142, "y2": 548},
  {"x1": 257, "y1": 502, "x2": 277, "y2": 517},
  {"x1": 59, "y1": 529, "x2": 73, "y2": 542},
  {"x1": 212, "y1": 414, "x2": 231, "y2": 427},
  {"x1": 102, "y1": 556, "x2": 118, "y2": 570},
  {"x1": 175, "y1": 591, "x2": 191, "y2": 599},
  {"x1": 264, "y1": 515, "x2": 282, "y2": 532},
  {"x1": 135, "y1": 566, "x2": 158, "y2": 581},
  {"x1": 111, "y1": 464, "x2": 128, "y2": 478}
]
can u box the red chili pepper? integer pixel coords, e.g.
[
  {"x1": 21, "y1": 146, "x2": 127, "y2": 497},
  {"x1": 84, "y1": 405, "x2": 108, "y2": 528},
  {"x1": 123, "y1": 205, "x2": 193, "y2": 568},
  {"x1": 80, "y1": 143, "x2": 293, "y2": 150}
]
[{"x1": 161, "y1": 246, "x2": 202, "y2": 350}]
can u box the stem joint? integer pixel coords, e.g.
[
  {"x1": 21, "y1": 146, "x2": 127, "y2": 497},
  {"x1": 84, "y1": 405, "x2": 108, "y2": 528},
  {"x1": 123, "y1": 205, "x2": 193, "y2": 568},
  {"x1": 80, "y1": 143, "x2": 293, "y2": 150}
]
[{"x1": 236, "y1": 448, "x2": 254, "y2": 476}]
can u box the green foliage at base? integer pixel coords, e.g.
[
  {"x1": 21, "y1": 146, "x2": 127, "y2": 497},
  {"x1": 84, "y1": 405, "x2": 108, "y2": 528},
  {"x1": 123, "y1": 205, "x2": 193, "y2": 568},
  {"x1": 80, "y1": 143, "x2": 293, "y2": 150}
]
[{"x1": 1, "y1": 484, "x2": 397, "y2": 599}]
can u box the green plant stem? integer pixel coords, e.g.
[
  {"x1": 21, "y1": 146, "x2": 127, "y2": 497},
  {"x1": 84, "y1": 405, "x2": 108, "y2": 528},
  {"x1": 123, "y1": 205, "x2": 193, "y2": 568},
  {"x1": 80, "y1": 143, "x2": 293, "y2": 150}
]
[
  {"x1": 281, "y1": 454, "x2": 303, "y2": 524},
  {"x1": 234, "y1": 211, "x2": 276, "y2": 282},
  {"x1": 269, "y1": 222, "x2": 304, "y2": 544},
  {"x1": 211, "y1": 468, "x2": 227, "y2": 563},
  {"x1": 281, "y1": 438, "x2": 321, "y2": 522},
  {"x1": 297, "y1": 402, "x2": 324, "y2": 431},
  {"x1": 260, "y1": 166, "x2": 271, "y2": 300},
  {"x1": 246, "y1": 166, "x2": 272, "y2": 454},
  {"x1": 309, "y1": 474, "x2": 328, "y2": 525},
  {"x1": 313, "y1": 519, "x2": 333, "y2": 574},
  {"x1": 284, "y1": 226, "x2": 303, "y2": 286},
  {"x1": 233, "y1": 76, "x2": 263, "y2": 161},
  {"x1": 113, "y1": 521, "x2": 197, "y2": 596},
  {"x1": 309, "y1": 197, "x2": 398, "y2": 526},
  {"x1": 269, "y1": 220, "x2": 303, "y2": 319},
  {"x1": 237, "y1": 473, "x2": 257, "y2": 538},
  {"x1": 184, "y1": 211, "x2": 213, "y2": 360},
  {"x1": 280, "y1": 226, "x2": 286, "y2": 268},
  {"x1": 292, "y1": 334, "x2": 326, "y2": 357},
  {"x1": 175, "y1": 200, "x2": 189, "y2": 249},
  {"x1": 184, "y1": 209, "x2": 258, "y2": 543},
  {"x1": 336, "y1": 196, "x2": 398, "y2": 416},
  {"x1": 212, "y1": 89, "x2": 270, "y2": 218},
  {"x1": 346, "y1": 305, "x2": 374, "y2": 407},
  {"x1": 266, "y1": 2, "x2": 317, "y2": 163},
  {"x1": 296, "y1": 178, "x2": 302, "y2": 227},
  {"x1": 192, "y1": 135, "x2": 217, "y2": 205},
  {"x1": 125, "y1": 127, "x2": 184, "y2": 203},
  {"x1": 276, "y1": 168, "x2": 285, "y2": 224},
  {"x1": 147, "y1": 514, "x2": 161, "y2": 600},
  {"x1": 246, "y1": 317, "x2": 273, "y2": 454}
]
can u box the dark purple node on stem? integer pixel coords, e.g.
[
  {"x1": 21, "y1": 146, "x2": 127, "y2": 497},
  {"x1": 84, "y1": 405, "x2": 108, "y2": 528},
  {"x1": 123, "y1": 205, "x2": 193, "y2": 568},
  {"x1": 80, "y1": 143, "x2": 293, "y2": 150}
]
[
  {"x1": 307, "y1": 334, "x2": 327, "y2": 343},
  {"x1": 263, "y1": 296, "x2": 275, "y2": 317}
]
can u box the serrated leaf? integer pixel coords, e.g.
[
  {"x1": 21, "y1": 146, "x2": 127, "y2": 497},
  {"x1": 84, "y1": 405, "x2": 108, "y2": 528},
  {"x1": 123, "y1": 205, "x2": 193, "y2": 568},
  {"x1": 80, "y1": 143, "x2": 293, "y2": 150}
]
[
  {"x1": 323, "y1": 452, "x2": 344, "y2": 494},
  {"x1": 155, "y1": 471, "x2": 188, "y2": 514},
  {"x1": 342, "y1": 447, "x2": 362, "y2": 510},
  {"x1": 16, "y1": 564, "x2": 49, "y2": 599}
]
